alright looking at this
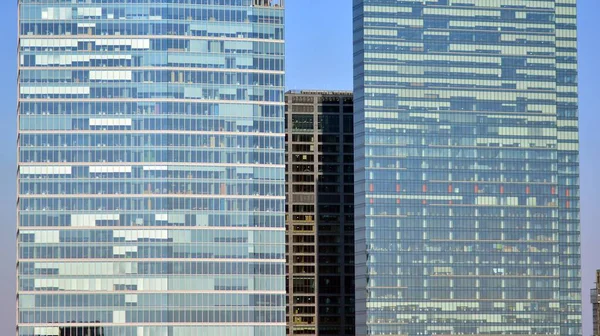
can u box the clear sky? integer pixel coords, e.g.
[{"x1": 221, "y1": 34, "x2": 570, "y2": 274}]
[{"x1": 0, "y1": 1, "x2": 598, "y2": 335}]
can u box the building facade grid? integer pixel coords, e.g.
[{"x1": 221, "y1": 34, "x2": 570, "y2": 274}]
[
  {"x1": 285, "y1": 91, "x2": 355, "y2": 336},
  {"x1": 353, "y1": 0, "x2": 581, "y2": 335},
  {"x1": 17, "y1": 1, "x2": 286, "y2": 335},
  {"x1": 592, "y1": 270, "x2": 600, "y2": 336}
]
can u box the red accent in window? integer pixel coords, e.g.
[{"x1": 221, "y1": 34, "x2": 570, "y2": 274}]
[
  {"x1": 369, "y1": 184, "x2": 374, "y2": 192},
  {"x1": 526, "y1": 186, "x2": 530, "y2": 194},
  {"x1": 422, "y1": 185, "x2": 427, "y2": 192},
  {"x1": 448, "y1": 184, "x2": 452, "y2": 193},
  {"x1": 396, "y1": 184, "x2": 401, "y2": 192},
  {"x1": 500, "y1": 186, "x2": 504, "y2": 194}
]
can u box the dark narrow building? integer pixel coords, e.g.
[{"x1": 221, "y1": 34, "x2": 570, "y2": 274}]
[
  {"x1": 593, "y1": 270, "x2": 600, "y2": 336},
  {"x1": 285, "y1": 91, "x2": 355, "y2": 335}
]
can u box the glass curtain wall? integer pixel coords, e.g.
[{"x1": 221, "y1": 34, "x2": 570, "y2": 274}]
[
  {"x1": 17, "y1": 1, "x2": 286, "y2": 335},
  {"x1": 353, "y1": 0, "x2": 580, "y2": 335}
]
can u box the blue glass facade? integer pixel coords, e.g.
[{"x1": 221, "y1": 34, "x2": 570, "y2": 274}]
[
  {"x1": 353, "y1": 0, "x2": 580, "y2": 335},
  {"x1": 17, "y1": 1, "x2": 285, "y2": 335}
]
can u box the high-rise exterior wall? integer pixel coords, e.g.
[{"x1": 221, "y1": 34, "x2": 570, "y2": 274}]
[
  {"x1": 17, "y1": 1, "x2": 286, "y2": 336},
  {"x1": 353, "y1": 1, "x2": 580, "y2": 335},
  {"x1": 592, "y1": 270, "x2": 600, "y2": 336},
  {"x1": 285, "y1": 91, "x2": 355, "y2": 336}
]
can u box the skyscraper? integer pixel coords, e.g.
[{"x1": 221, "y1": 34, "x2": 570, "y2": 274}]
[
  {"x1": 353, "y1": 1, "x2": 580, "y2": 335},
  {"x1": 592, "y1": 270, "x2": 600, "y2": 336},
  {"x1": 285, "y1": 90, "x2": 355, "y2": 336},
  {"x1": 17, "y1": 1, "x2": 285, "y2": 336}
]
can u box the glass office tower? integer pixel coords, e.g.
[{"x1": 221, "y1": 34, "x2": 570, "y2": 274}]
[
  {"x1": 17, "y1": 1, "x2": 285, "y2": 336},
  {"x1": 353, "y1": 1, "x2": 580, "y2": 335},
  {"x1": 285, "y1": 91, "x2": 355, "y2": 336}
]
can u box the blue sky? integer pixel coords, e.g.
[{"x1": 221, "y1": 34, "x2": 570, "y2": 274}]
[{"x1": 0, "y1": 1, "x2": 598, "y2": 334}]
